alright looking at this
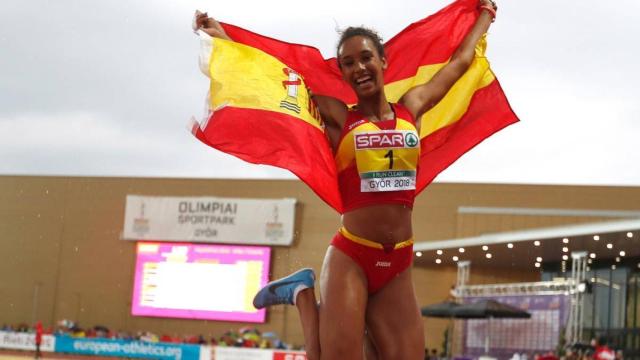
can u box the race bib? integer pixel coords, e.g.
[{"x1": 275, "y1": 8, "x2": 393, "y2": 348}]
[{"x1": 354, "y1": 129, "x2": 420, "y2": 192}]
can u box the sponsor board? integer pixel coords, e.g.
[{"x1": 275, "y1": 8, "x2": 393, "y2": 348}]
[
  {"x1": 123, "y1": 196, "x2": 296, "y2": 246},
  {"x1": 354, "y1": 130, "x2": 419, "y2": 149},
  {"x1": 213, "y1": 347, "x2": 273, "y2": 360},
  {"x1": 0, "y1": 331, "x2": 55, "y2": 352},
  {"x1": 54, "y1": 336, "x2": 201, "y2": 360},
  {"x1": 272, "y1": 350, "x2": 307, "y2": 360},
  {"x1": 199, "y1": 345, "x2": 212, "y2": 360},
  {"x1": 211, "y1": 347, "x2": 307, "y2": 360}
]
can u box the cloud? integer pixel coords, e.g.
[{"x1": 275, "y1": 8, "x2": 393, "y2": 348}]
[
  {"x1": 1, "y1": 112, "x2": 158, "y2": 150},
  {"x1": 437, "y1": 87, "x2": 640, "y2": 186},
  {"x1": 1, "y1": 0, "x2": 639, "y2": 185},
  {"x1": 0, "y1": 110, "x2": 295, "y2": 178}
]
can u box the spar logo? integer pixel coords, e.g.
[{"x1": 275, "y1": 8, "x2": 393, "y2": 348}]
[
  {"x1": 355, "y1": 131, "x2": 419, "y2": 149},
  {"x1": 405, "y1": 132, "x2": 419, "y2": 147}
]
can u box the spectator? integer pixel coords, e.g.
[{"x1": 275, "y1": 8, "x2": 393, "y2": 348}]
[
  {"x1": 2, "y1": 321, "x2": 306, "y2": 351},
  {"x1": 94, "y1": 325, "x2": 110, "y2": 338},
  {"x1": 537, "y1": 351, "x2": 559, "y2": 360},
  {"x1": 594, "y1": 337, "x2": 615, "y2": 360},
  {"x1": 184, "y1": 335, "x2": 199, "y2": 344},
  {"x1": 430, "y1": 348, "x2": 439, "y2": 360},
  {"x1": 219, "y1": 331, "x2": 238, "y2": 347},
  {"x1": 35, "y1": 321, "x2": 43, "y2": 359}
]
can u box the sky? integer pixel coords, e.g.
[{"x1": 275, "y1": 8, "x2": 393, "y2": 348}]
[{"x1": 1, "y1": 0, "x2": 639, "y2": 186}]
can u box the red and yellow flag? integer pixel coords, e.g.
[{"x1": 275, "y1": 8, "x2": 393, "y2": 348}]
[{"x1": 191, "y1": 0, "x2": 518, "y2": 213}]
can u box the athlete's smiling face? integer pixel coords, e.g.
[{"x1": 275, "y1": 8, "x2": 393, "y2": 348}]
[{"x1": 338, "y1": 35, "x2": 387, "y2": 98}]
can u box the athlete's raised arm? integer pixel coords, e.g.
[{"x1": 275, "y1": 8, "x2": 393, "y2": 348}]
[
  {"x1": 193, "y1": 10, "x2": 231, "y2": 40},
  {"x1": 400, "y1": 0, "x2": 497, "y2": 124},
  {"x1": 309, "y1": 94, "x2": 348, "y2": 150}
]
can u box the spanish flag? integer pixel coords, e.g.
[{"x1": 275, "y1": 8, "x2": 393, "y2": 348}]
[{"x1": 191, "y1": 0, "x2": 518, "y2": 213}]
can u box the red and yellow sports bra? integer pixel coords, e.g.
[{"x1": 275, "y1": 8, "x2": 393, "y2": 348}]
[{"x1": 335, "y1": 103, "x2": 421, "y2": 213}]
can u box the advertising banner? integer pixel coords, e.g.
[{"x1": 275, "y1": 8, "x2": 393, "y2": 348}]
[
  {"x1": 54, "y1": 336, "x2": 201, "y2": 360},
  {"x1": 0, "y1": 331, "x2": 55, "y2": 352},
  {"x1": 210, "y1": 347, "x2": 307, "y2": 360},
  {"x1": 272, "y1": 350, "x2": 307, "y2": 360},
  {"x1": 123, "y1": 195, "x2": 296, "y2": 246},
  {"x1": 213, "y1": 347, "x2": 273, "y2": 360}
]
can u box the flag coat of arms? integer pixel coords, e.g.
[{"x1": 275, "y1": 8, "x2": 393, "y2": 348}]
[{"x1": 191, "y1": 0, "x2": 518, "y2": 213}]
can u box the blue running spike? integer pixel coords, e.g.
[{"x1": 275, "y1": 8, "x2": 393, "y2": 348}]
[{"x1": 253, "y1": 268, "x2": 315, "y2": 309}]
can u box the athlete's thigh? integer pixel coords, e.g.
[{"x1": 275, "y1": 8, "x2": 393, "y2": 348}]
[
  {"x1": 365, "y1": 268, "x2": 424, "y2": 360},
  {"x1": 318, "y1": 245, "x2": 368, "y2": 360}
]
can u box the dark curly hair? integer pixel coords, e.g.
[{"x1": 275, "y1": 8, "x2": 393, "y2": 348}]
[{"x1": 336, "y1": 26, "x2": 385, "y2": 63}]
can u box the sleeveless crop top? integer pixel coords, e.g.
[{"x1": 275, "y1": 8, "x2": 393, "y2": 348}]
[{"x1": 335, "y1": 103, "x2": 420, "y2": 213}]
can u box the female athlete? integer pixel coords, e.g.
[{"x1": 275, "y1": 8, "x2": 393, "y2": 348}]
[{"x1": 194, "y1": 1, "x2": 498, "y2": 358}]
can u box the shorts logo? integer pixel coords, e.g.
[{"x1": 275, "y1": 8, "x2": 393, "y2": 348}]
[{"x1": 375, "y1": 261, "x2": 392, "y2": 268}]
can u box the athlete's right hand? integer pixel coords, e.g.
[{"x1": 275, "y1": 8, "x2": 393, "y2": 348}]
[
  {"x1": 192, "y1": 10, "x2": 230, "y2": 40},
  {"x1": 192, "y1": 10, "x2": 208, "y2": 32}
]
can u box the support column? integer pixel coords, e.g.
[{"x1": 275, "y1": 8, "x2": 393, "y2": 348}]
[{"x1": 566, "y1": 251, "x2": 588, "y2": 345}]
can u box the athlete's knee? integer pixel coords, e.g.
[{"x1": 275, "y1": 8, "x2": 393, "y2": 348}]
[
  {"x1": 320, "y1": 345, "x2": 362, "y2": 360},
  {"x1": 379, "y1": 337, "x2": 424, "y2": 360},
  {"x1": 380, "y1": 346, "x2": 424, "y2": 360},
  {"x1": 377, "y1": 324, "x2": 424, "y2": 359},
  {"x1": 320, "y1": 329, "x2": 363, "y2": 360}
]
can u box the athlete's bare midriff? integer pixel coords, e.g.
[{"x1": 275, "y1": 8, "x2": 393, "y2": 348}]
[{"x1": 342, "y1": 204, "x2": 413, "y2": 244}]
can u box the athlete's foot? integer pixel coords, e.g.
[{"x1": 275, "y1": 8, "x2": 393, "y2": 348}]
[{"x1": 253, "y1": 268, "x2": 315, "y2": 309}]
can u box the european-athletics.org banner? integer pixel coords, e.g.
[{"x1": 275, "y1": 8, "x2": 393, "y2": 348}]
[
  {"x1": 54, "y1": 336, "x2": 202, "y2": 360},
  {"x1": 122, "y1": 195, "x2": 296, "y2": 246}
]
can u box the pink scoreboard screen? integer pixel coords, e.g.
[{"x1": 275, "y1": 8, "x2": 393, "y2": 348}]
[{"x1": 131, "y1": 242, "x2": 271, "y2": 323}]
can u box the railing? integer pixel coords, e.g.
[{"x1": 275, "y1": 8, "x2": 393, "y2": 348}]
[{"x1": 454, "y1": 280, "x2": 573, "y2": 297}]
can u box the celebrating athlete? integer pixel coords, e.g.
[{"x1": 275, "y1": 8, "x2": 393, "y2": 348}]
[{"x1": 194, "y1": 1, "x2": 498, "y2": 358}]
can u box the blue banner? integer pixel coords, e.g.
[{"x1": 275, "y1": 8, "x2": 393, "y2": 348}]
[{"x1": 54, "y1": 336, "x2": 201, "y2": 360}]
